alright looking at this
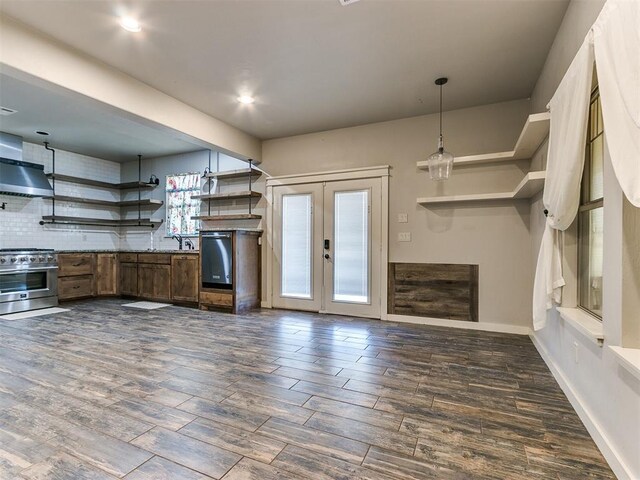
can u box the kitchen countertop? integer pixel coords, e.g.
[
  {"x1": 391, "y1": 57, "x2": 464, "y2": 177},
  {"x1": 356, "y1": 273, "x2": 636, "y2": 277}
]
[{"x1": 56, "y1": 249, "x2": 199, "y2": 254}]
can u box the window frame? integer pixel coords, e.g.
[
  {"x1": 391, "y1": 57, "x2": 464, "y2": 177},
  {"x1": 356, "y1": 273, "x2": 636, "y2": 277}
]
[
  {"x1": 577, "y1": 86, "x2": 604, "y2": 319},
  {"x1": 165, "y1": 172, "x2": 201, "y2": 237}
]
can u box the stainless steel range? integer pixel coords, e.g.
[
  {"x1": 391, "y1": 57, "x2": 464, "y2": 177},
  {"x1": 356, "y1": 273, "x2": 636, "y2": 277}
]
[{"x1": 0, "y1": 249, "x2": 58, "y2": 315}]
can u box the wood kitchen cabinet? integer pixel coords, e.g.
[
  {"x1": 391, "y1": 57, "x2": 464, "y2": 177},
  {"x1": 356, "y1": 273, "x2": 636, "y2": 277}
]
[
  {"x1": 58, "y1": 253, "x2": 95, "y2": 300},
  {"x1": 58, "y1": 253, "x2": 93, "y2": 277},
  {"x1": 171, "y1": 254, "x2": 199, "y2": 303},
  {"x1": 137, "y1": 254, "x2": 171, "y2": 301},
  {"x1": 58, "y1": 251, "x2": 199, "y2": 304},
  {"x1": 96, "y1": 253, "x2": 118, "y2": 296},
  {"x1": 120, "y1": 262, "x2": 138, "y2": 297},
  {"x1": 58, "y1": 275, "x2": 94, "y2": 300},
  {"x1": 199, "y1": 230, "x2": 261, "y2": 313}
]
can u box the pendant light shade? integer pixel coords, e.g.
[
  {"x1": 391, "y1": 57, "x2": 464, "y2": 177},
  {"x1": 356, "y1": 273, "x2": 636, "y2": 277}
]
[{"x1": 427, "y1": 77, "x2": 454, "y2": 181}]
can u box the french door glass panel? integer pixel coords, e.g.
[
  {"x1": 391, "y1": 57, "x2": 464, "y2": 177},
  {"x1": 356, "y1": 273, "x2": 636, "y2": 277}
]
[
  {"x1": 333, "y1": 190, "x2": 369, "y2": 303},
  {"x1": 281, "y1": 194, "x2": 312, "y2": 299}
]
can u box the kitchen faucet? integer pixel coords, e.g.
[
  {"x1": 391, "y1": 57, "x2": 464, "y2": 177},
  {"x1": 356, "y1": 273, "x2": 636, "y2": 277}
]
[
  {"x1": 172, "y1": 234, "x2": 183, "y2": 250},
  {"x1": 184, "y1": 238, "x2": 195, "y2": 250}
]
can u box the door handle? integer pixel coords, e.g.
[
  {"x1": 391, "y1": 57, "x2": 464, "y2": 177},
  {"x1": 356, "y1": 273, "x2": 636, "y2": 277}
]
[{"x1": 324, "y1": 254, "x2": 330, "y2": 259}]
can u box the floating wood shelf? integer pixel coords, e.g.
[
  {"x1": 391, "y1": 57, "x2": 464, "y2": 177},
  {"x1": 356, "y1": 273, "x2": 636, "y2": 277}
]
[
  {"x1": 46, "y1": 173, "x2": 156, "y2": 190},
  {"x1": 417, "y1": 112, "x2": 550, "y2": 169},
  {"x1": 47, "y1": 196, "x2": 163, "y2": 208},
  {"x1": 118, "y1": 199, "x2": 164, "y2": 207},
  {"x1": 417, "y1": 171, "x2": 546, "y2": 205},
  {"x1": 193, "y1": 191, "x2": 262, "y2": 201},
  {"x1": 40, "y1": 215, "x2": 163, "y2": 227},
  {"x1": 192, "y1": 214, "x2": 262, "y2": 221},
  {"x1": 204, "y1": 168, "x2": 263, "y2": 180}
]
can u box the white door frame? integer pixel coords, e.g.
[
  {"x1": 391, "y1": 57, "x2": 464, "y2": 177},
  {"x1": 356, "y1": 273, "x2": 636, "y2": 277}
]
[{"x1": 265, "y1": 165, "x2": 390, "y2": 319}]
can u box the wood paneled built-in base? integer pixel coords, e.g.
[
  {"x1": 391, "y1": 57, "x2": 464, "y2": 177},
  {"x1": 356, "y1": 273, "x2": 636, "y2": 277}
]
[
  {"x1": 0, "y1": 299, "x2": 613, "y2": 479},
  {"x1": 389, "y1": 263, "x2": 479, "y2": 322}
]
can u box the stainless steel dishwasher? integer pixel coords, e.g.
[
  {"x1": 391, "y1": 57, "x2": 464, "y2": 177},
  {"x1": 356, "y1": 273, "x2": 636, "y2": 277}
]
[{"x1": 201, "y1": 231, "x2": 233, "y2": 289}]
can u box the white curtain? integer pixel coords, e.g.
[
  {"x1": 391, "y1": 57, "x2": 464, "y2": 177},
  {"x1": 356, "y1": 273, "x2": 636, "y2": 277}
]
[
  {"x1": 532, "y1": 35, "x2": 594, "y2": 330},
  {"x1": 533, "y1": 0, "x2": 640, "y2": 330},
  {"x1": 593, "y1": 0, "x2": 640, "y2": 207}
]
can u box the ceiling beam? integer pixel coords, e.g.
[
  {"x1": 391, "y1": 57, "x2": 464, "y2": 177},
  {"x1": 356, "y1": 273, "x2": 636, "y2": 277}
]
[{"x1": 0, "y1": 15, "x2": 261, "y2": 162}]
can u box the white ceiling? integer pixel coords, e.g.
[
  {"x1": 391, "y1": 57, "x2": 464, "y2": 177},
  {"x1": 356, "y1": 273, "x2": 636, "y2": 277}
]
[
  {"x1": 0, "y1": 0, "x2": 569, "y2": 141},
  {"x1": 0, "y1": 73, "x2": 205, "y2": 162}
]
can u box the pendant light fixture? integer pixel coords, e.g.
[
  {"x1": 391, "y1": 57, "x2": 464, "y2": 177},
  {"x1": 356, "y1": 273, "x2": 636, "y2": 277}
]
[{"x1": 426, "y1": 77, "x2": 454, "y2": 181}]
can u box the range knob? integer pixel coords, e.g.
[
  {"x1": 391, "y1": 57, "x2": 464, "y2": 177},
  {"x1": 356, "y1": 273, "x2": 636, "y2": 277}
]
[
  {"x1": 10, "y1": 257, "x2": 17, "y2": 263},
  {"x1": 29, "y1": 257, "x2": 35, "y2": 262},
  {"x1": 0, "y1": 258, "x2": 5, "y2": 263},
  {"x1": 48, "y1": 256, "x2": 55, "y2": 262},
  {"x1": 39, "y1": 256, "x2": 45, "y2": 262},
  {"x1": 20, "y1": 257, "x2": 27, "y2": 262}
]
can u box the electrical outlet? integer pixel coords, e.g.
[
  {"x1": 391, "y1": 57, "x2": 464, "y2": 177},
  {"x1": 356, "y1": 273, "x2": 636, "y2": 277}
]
[
  {"x1": 397, "y1": 232, "x2": 411, "y2": 242},
  {"x1": 573, "y1": 341, "x2": 579, "y2": 363},
  {"x1": 397, "y1": 213, "x2": 408, "y2": 223}
]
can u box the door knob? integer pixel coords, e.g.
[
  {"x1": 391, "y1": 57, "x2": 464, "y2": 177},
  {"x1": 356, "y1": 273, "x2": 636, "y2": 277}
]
[{"x1": 324, "y1": 254, "x2": 330, "y2": 259}]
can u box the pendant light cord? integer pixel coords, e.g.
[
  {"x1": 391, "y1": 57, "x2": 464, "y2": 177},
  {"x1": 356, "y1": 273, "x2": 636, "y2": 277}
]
[{"x1": 439, "y1": 83, "x2": 443, "y2": 138}]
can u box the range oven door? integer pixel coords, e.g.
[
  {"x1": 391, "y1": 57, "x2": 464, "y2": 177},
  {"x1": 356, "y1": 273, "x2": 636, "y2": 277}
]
[
  {"x1": 0, "y1": 266, "x2": 59, "y2": 303},
  {"x1": 201, "y1": 232, "x2": 233, "y2": 290}
]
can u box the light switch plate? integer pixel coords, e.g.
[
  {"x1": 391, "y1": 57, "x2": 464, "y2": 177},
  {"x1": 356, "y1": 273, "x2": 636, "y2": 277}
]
[
  {"x1": 397, "y1": 213, "x2": 408, "y2": 223},
  {"x1": 397, "y1": 232, "x2": 411, "y2": 242}
]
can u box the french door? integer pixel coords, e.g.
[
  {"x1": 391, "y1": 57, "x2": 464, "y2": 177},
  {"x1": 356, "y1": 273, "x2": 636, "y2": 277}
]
[{"x1": 272, "y1": 178, "x2": 381, "y2": 318}]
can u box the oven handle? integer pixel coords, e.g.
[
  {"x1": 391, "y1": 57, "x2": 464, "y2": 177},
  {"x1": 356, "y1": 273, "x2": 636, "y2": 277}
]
[{"x1": 0, "y1": 266, "x2": 59, "y2": 274}]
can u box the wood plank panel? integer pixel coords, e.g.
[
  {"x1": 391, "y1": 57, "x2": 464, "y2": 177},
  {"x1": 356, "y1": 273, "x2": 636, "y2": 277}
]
[{"x1": 388, "y1": 262, "x2": 479, "y2": 321}]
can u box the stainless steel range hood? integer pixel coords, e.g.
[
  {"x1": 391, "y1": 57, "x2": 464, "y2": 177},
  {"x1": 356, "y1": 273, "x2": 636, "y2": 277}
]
[{"x1": 0, "y1": 132, "x2": 53, "y2": 198}]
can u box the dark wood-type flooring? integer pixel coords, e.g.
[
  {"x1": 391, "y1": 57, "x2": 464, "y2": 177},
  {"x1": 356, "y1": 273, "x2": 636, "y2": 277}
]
[{"x1": 0, "y1": 299, "x2": 615, "y2": 479}]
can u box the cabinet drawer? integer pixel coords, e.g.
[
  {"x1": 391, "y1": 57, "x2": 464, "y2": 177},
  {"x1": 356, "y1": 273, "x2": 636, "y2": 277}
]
[
  {"x1": 59, "y1": 275, "x2": 94, "y2": 300},
  {"x1": 172, "y1": 254, "x2": 198, "y2": 261},
  {"x1": 58, "y1": 254, "x2": 94, "y2": 277},
  {"x1": 200, "y1": 291, "x2": 233, "y2": 307},
  {"x1": 138, "y1": 253, "x2": 171, "y2": 265},
  {"x1": 119, "y1": 253, "x2": 138, "y2": 262}
]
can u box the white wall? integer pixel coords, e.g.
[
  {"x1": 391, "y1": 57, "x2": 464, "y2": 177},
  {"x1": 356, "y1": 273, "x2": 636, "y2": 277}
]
[
  {"x1": 0, "y1": 141, "x2": 121, "y2": 250},
  {"x1": 528, "y1": 1, "x2": 640, "y2": 478},
  {"x1": 262, "y1": 99, "x2": 534, "y2": 329}
]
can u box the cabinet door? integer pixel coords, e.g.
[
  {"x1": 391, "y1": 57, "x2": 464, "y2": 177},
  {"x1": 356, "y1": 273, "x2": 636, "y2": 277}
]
[
  {"x1": 96, "y1": 254, "x2": 118, "y2": 296},
  {"x1": 153, "y1": 265, "x2": 172, "y2": 301},
  {"x1": 137, "y1": 264, "x2": 155, "y2": 299},
  {"x1": 120, "y1": 263, "x2": 138, "y2": 297},
  {"x1": 171, "y1": 255, "x2": 199, "y2": 302}
]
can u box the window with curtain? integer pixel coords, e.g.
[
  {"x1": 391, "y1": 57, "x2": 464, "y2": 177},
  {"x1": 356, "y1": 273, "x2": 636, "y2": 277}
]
[
  {"x1": 166, "y1": 172, "x2": 201, "y2": 236},
  {"x1": 578, "y1": 87, "x2": 604, "y2": 318}
]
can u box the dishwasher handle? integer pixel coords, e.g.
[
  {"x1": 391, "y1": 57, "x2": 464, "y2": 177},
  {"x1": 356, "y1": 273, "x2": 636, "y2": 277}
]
[{"x1": 202, "y1": 232, "x2": 232, "y2": 239}]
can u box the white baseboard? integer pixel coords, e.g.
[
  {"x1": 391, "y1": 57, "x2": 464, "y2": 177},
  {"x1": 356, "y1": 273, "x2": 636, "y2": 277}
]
[
  {"x1": 530, "y1": 332, "x2": 633, "y2": 480},
  {"x1": 260, "y1": 301, "x2": 271, "y2": 309},
  {"x1": 385, "y1": 313, "x2": 530, "y2": 335}
]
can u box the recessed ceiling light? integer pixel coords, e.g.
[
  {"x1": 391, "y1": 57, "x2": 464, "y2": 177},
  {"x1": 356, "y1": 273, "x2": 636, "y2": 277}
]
[
  {"x1": 120, "y1": 16, "x2": 142, "y2": 32},
  {"x1": 237, "y1": 95, "x2": 255, "y2": 105},
  {"x1": 35, "y1": 131, "x2": 50, "y2": 136}
]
